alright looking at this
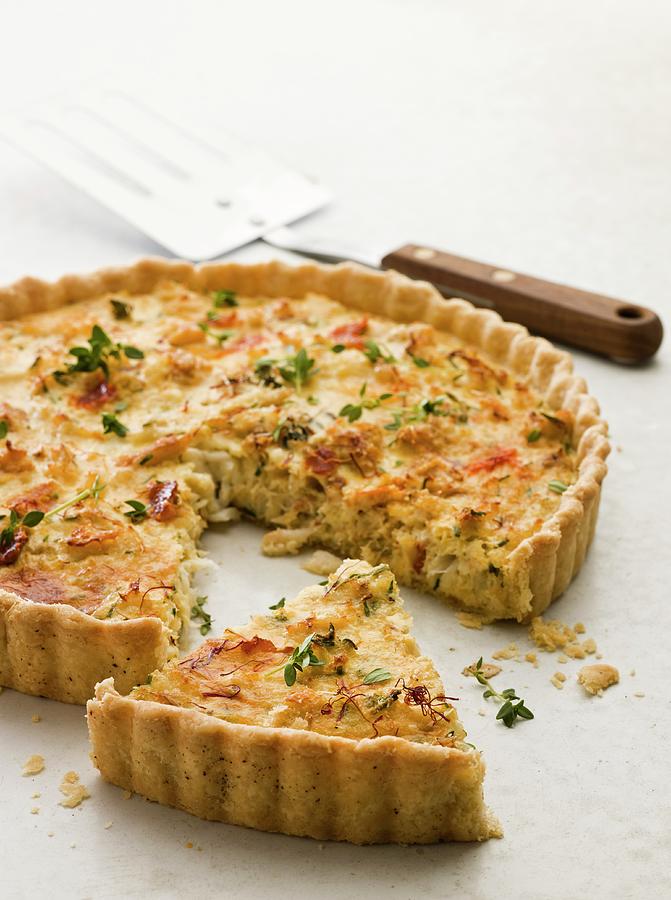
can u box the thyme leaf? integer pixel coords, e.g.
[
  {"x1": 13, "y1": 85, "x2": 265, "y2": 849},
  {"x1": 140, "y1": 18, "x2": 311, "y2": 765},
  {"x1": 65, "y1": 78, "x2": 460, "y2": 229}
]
[
  {"x1": 123, "y1": 499, "x2": 149, "y2": 522},
  {"x1": 548, "y1": 480, "x2": 569, "y2": 494},
  {"x1": 102, "y1": 413, "x2": 128, "y2": 437},
  {"x1": 363, "y1": 667, "x2": 393, "y2": 685},
  {"x1": 472, "y1": 657, "x2": 534, "y2": 728},
  {"x1": 191, "y1": 595, "x2": 212, "y2": 635},
  {"x1": 213, "y1": 289, "x2": 238, "y2": 308}
]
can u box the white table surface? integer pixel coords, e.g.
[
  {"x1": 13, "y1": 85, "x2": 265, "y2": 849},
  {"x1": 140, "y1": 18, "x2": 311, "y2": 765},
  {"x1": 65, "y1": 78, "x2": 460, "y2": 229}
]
[{"x1": 1, "y1": 2, "x2": 670, "y2": 898}]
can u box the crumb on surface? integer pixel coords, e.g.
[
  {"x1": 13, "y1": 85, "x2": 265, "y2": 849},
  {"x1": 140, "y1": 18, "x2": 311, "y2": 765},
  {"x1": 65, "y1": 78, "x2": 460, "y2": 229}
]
[
  {"x1": 59, "y1": 771, "x2": 90, "y2": 808},
  {"x1": 32, "y1": 792, "x2": 41, "y2": 799},
  {"x1": 578, "y1": 664, "x2": 619, "y2": 696},
  {"x1": 22, "y1": 754, "x2": 45, "y2": 776},
  {"x1": 558, "y1": 654, "x2": 568, "y2": 663},
  {"x1": 529, "y1": 616, "x2": 598, "y2": 659},
  {"x1": 301, "y1": 549, "x2": 342, "y2": 576},
  {"x1": 122, "y1": 790, "x2": 133, "y2": 800},
  {"x1": 550, "y1": 672, "x2": 567, "y2": 690},
  {"x1": 492, "y1": 642, "x2": 518, "y2": 660},
  {"x1": 633, "y1": 691, "x2": 645, "y2": 698},
  {"x1": 31, "y1": 714, "x2": 41, "y2": 724},
  {"x1": 30, "y1": 807, "x2": 40, "y2": 815},
  {"x1": 629, "y1": 669, "x2": 636, "y2": 677},
  {"x1": 478, "y1": 708, "x2": 486, "y2": 717},
  {"x1": 456, "y1": 611, "x2": 484, "y2": 630},
  {"x1": 462, "y1": 660, "x2": 501, "y2": 679},
  {"x1": 185, "y1": 841, "x2": 194, "y2": 849},
  {"x1": 524, "y1": 651, "x2": 538, "y2": 667},
  {"x1": 104, "y1": 821, "x2": 113, "y2": 829}
]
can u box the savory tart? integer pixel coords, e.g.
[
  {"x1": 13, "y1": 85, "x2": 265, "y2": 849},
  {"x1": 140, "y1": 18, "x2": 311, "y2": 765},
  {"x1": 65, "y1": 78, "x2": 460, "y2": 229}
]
[
  {"x1": 88, "y1": 559, "x2": 500, "y2": 844},
  {"x1": 0, "y1": 259, "x2": 609, "y2": 703}
]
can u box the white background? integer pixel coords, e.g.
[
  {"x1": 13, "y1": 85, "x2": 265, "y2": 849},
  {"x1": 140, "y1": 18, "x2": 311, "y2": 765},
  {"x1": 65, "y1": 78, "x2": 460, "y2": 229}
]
[{"x1": 1, "y1": 2, "x2": 670, "y2": 898}]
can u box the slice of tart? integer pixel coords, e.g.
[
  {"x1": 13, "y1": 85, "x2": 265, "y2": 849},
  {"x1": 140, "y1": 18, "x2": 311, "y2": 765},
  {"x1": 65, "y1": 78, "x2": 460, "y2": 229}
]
[{"x1": 87, "y1": 560, "x2": 500, "y2": 844}]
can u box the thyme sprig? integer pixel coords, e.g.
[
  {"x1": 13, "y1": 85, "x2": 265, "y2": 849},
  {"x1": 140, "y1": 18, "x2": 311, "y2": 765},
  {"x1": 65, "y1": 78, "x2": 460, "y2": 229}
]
[
  {"x1": 362, "y1": 340, "x2": 395, "y2": 364},
  {"x1": 362, "y1": 667, "x2": 393, "y2": 685},
  {"x1": 339, "y1": 383, "x2": 392, "y2": 423},
  {"x1": 0, "y1": 508, "x2": 44, "y2": 551},
  {"x1": 123, "y1": 500, "x2": 148, "y2": 522},
  {"x1": 472, "y1": 657, "x2": 534, "y2": 728},
  {"x1": 274, "y1": 633, "x2": 324, "y2": 686},
  {"x1": 191, "y1": 595, "x2": 212, "y2": 635},
  {"x1": 278, "y1": 348, "x2": 316, "y2": 393},
  {"x1": 54, "y1": 325, "x2": 143, "y2": 382}
]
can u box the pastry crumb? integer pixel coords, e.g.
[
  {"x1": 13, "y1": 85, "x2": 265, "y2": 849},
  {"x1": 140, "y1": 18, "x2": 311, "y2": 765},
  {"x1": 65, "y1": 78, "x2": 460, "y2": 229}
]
[
  {"x1": 47, "y1": 832, "x2": 54, "y2": 838},
  {"x1": 30, "y1": 807, "x2": 40, "y2": 815},
  {"x1": 550, "y1": 672, "x2": 566, "y2": 690},
  {"x1": 31, "y1": 792, "x2": 41, "y2": 799},
  {"x1": 22, "y1": 754, "x2": 45, "y2": 776},
  {"x1": 529, "y1": 616, "x2": 598, "y2": 659},
  {"x1": 104, "y1": 821, "x2": 113, "y2": 829},
  {"x1": 578, "y1": 664, "x2": 619, "y2": 696},
  {"x1": 524, "y1": 651, "x2": 538, "y2": 668},
  {"x1": 122, "y1": 790, "x2": 132, "y2": 800},
  {"x1": 456, "y1": 611, "x2": 484, "y2": 630},
  {"x1": 478, "y1": 708, "x2": 486, "y2": 717},
  {"x1": 558, "y1": 654, "x2": 568, "y2": 664},
  {"x1": 462, "y1": 660, "x2": 501, "y2": 679},
  {"x1": 629, "y1": 669, "x2": 636, "y2": 677},
  {"x1": 492, "y1": 643, "x2": 518, "y2": 660},
  {"x1": 633, "y1": 691, "x2": 645, "y2": 698},
  {"x1": 59, "y1": 771, "x2": 90, "y2": 808},
  {"x1": 301, "y1": 549, "x2": 342, "y2": 576},
  {"x1": 31, "y1": 714, "x2": 41, "y2": 724},
  {"x1": 185, "y1": 841, "x2": 194, "y2": 849}
]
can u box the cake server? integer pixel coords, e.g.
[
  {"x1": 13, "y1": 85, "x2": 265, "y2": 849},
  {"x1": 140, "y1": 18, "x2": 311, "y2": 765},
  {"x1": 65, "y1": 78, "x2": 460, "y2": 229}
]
[{"x1": 1, "y1": 89, "x2": 662, "y2": 362}]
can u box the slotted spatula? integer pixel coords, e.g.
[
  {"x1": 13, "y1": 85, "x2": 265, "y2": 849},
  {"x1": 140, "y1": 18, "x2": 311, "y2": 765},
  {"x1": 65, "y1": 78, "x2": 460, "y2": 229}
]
[{"x1": 1, "y1": 89, "x2": 662, "y2": 362}]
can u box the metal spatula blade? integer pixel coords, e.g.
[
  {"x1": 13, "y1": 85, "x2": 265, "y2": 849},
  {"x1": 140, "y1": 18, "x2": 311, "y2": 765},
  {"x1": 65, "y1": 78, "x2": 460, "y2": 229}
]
[{"x1": 0, "y1": 89, "x2": 330, "y2": 260}]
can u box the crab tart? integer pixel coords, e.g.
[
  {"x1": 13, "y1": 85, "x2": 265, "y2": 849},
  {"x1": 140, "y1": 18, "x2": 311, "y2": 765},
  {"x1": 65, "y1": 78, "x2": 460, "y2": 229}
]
[
  {"x1": 88, "y1": 560, "x2": 500, "y2": 844},
  {"x1": 0, "y1": 259, "x2": 609, "y2": 703}
]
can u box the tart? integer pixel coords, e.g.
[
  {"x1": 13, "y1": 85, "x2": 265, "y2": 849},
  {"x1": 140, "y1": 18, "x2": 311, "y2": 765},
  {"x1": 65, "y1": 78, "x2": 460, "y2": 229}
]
[
  {"x1": 0, "y1": 259, "x2": 609, "y2": 703},
  {"x1": 88, "y1": 559, "x2": 500, "y2": 844}
]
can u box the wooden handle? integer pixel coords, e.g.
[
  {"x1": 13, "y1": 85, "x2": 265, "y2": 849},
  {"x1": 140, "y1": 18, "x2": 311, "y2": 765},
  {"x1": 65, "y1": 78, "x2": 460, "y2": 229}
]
[{"x1": 381, "y1": 244, "x2": 663, "y2": 362}]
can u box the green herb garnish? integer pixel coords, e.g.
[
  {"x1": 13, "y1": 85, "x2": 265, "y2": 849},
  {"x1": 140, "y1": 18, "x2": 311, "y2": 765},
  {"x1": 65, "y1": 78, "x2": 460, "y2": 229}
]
[
  {"x1": 363, "y1": 667, "x2": 393, "y2": 685},
  {"x1": 527, "y1": 429, "x2": 542, "y2": 443},
  {"x1": 472, "y1": 657, "x2": 534, "y2": 728},
  {"x1": 0, "y1": 508, "x2": 45, "y2": 551},
  {"x1": 280, "y1": 633, "x2": 324, "y2": 686},
  {"x1": 54, "y1": 325, "x2": 143, "y2": 381},
  {"x1": 213, "y1": 289, "x2": 238, "y2": 308},
  {"x1": 548, "y1": 480, "x2": 569, "y2": 494},
  {"x1": 362, "y1": 340, "x2": 395, "y2": 364},
  {"x1": 191, "y1": 595, "x2": 212, "y2": 635},
  {"x1": 110, "y1": 299, "x2": 130, "y2": 320},
  {"x1": 123, "y1": 500, "x2": 149, "y2": 522},
  {"x1": 102, "y1": 413, "x2": 128, "y2": 437},
  {"x1": 269, "y1": 597, "x2": 286, "y2": 610},
  {"x1": 331, "y1": 344, "x2": 346, "y2": 353},
  {"x1": 410, "y1": 355, "x2": 430, "y2": 368},
  {"x1": 339, "y1": 383, "x2": 392, "y2": 423},
  {"x1": 278, "y1": 348, "x2": 316, "y2": 393},
  {"x1": 0, "y1": 419, "x2": 8, "y2": 440}
]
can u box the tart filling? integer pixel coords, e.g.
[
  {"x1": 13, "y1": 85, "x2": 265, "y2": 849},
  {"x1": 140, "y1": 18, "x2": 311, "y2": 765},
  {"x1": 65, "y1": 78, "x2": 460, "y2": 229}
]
[{"x1": 0, "y1": 259, "x2": 609, "y2": 702}]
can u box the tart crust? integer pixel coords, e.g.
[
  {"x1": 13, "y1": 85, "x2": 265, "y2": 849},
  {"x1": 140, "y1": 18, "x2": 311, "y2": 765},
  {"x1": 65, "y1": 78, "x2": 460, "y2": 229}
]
[
  {"x1": 0, "y1": 259, "x2": 609, "y2": 704},
  {"x1": 88, "y1": 678, "x2": 500, "y2": 844}
]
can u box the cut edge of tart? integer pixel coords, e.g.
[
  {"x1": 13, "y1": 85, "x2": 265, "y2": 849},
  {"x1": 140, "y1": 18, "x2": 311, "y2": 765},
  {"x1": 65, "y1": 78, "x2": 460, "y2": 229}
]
[
  {"x1": 0, "y1": 258, "x2": 609, "y2": 704},
  {"x1": 87, "y1": 559, "x2": 502, "y2": 844}
]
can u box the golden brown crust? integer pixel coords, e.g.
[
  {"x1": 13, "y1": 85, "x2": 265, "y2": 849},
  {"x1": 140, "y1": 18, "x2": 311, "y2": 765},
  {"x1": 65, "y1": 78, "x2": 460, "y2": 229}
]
[
  {"x1": 0, "y1": 258, "x2": 609, "y2": 703},
  {"x1": 87, "y1": 679, "x2": 501, "y2": 844},
  {"x1": 0, "y1": 589, "x2": 169, "y2": 704}
]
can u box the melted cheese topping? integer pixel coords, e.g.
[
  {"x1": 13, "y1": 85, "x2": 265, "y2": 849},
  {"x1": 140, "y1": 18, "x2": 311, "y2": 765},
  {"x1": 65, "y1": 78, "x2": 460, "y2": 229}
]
[
  {"x1": 133, "y1": 560, "x2": 465, "y2": 744},
  {"x1": 0, "y1": 280, "x2": 576, "y2": 626}
]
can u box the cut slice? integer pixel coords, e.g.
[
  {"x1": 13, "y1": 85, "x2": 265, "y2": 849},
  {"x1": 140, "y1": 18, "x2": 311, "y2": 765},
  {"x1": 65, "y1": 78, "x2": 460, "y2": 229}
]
[{"x1": 87, "y1": 560, "x2": 500, "y2": 844}]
